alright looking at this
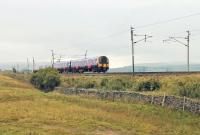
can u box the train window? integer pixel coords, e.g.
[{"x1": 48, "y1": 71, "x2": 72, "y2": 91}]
[{"x1": 99, "y1": 56, "x2": 109, "y2": 64}]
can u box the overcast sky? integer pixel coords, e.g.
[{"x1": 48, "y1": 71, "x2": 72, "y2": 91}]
[{"x1": 0, "y1": 0, "x2": 200, "y2": 68}]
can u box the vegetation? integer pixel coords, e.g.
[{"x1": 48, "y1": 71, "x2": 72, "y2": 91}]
[
  {"x1": 1, "y1": 71, "x2": 31, "y2": 83},
  {"x1": 12, "y1": 68, "x2": 17, "y2": 73},
  {"x1": 177, "y1": 80, "x2": 200, "y2": 98},
  {"x1": 2, "y1": 71, "x2": 200, "y2": 99},
  {"x1": 61, "y1": 74, "x2": 200, "y2": 99},
  {"x1": 135, "y1": 78, "x2": 161, "y2": 91},
  {"x1": 62, "y1": 76, "x2": 133, "y2": 91},
  {"x1": 0, "y1": 74, "x2": 199, "y2": 135},
  {"x1": 30, "y1": 68, "x2": 61, "y2": 92}
]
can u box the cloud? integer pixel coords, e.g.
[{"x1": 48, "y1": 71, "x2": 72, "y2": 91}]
[{"x1": 0, "y1": 0, "x2": 200, "y2": 67}]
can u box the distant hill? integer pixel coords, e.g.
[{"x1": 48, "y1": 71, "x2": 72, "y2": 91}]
[
  {"x1": 109, "y1": 63, "x2": 200, "y2": 72},
  {"x1": 0, "y1": 62, "x2": 51, "y2": 72},
  {"x1": 1, "y1": 62, "x2": 200, "y2": 72}
]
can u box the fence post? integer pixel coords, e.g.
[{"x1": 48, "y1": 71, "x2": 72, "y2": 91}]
[
  {"x1": 151, "y1": 96, "x2": 154, "y2": 104},
  {"x1": 183, "y1": 96, "x2": 186, "y2": 111},
  {"x1": 101, "y1": 92, "x2": 103, "y2": 99},
  {"x1": 194, "y1": 104, "x2": 197, "y2": 113},
  {"x1": 87, "y1": 90, "x2": 89, "y2": 96},
  {"x1": 139, "y1": 94, "x2": 141, "y2": 101},
  {"x1": 162, "y1": 93, "x2": 166, "y2": 107},
  {"x1": 112, "y1": 92, "x2": 115, "y2": 102}
]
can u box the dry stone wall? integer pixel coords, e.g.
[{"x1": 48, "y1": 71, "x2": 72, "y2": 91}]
[{"x1": 57, "y1": 88, "x2": 200, "y2": 115}]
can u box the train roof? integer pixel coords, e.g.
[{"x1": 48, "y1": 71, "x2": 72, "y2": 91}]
[{"x1": 55, "y1": 56, "x2": 108, "y2": 64}]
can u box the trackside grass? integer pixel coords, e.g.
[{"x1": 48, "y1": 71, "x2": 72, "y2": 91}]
[
  {"x1": 61, "y1": 74, "x2": 200, "y2": 99},
  {"x1": 0, "y1": 74, "x2": 199, "y2": 135}
]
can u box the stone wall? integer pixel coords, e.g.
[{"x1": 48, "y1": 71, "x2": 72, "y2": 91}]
[{"x1": 57, "y1": 88, "x2": 200, "y2": 115}]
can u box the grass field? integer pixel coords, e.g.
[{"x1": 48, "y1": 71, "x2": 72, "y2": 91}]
[{"x1": 0, "y1": 74, "x2": 200, "y2": 135}]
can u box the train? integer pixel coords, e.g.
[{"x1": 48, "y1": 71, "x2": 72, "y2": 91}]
[{"x1": 53, "y1": 56, "x2": 109, "y2": 73}]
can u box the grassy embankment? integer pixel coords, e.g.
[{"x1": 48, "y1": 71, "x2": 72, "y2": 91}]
[
  {"x1": 61, "y1": 74, "x2": 200, "y2": 99},
  {"x1": 0, "y1": 73, "x2": 199, "y2": 135}
]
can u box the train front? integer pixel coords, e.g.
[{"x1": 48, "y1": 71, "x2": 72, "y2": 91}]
[{"x1": 97, "y1": 56, "x2": 109, "y2": 72}]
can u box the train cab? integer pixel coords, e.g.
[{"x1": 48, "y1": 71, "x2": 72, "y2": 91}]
[{"x1": 97, "y1": 56, "x2": 109, "y2": 72}]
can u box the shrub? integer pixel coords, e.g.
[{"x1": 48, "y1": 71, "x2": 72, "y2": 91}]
[
  {"x1": 177, "y1": 81, "x2": 200, "y2": 98},
  {"x1": 84, "y1": 81, "x2": 97, "y2": 89},
  {"x1": 136, "y1": 79, "x2": 161, "y2": 91},
  {"x1": 12, "y1": 68, "x2": 17, "y2": 73},
  {"x1": 31, "y1": 68, "x2": 61, "y2": 92},
  {"x1": 108, "y1": 79, "x2": 132, "y2": 91},
  {"x1": 100, "y1": 78, "x2": 109, "y2": 87},
  {"x1": 75, "y1": 80, "x2": 97, "y2": 89}
]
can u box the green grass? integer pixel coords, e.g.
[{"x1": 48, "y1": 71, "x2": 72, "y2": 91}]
[{"x1": 0, "y1": 74, "x2": 200, "y2": 135}]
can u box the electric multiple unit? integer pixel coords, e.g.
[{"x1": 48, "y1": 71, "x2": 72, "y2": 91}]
[{"x1": 54, "y1": 56, "x2": 109, "y2": 73}]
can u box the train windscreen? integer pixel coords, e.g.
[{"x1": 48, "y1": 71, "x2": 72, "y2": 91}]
[{"x1": 99, "y1": 56, "x2": 109, "y2": 64}]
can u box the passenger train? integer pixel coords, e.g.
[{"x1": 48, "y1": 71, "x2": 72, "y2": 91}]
[{"x1": 53, "y1": 56, "x2": 109, "y2": 73}]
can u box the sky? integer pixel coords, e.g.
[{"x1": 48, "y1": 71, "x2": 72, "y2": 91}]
[{"x1": 0, "y1": 0, "x2": 200, "y2": 68}]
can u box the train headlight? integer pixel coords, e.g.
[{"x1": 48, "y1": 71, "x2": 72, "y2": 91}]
[{"x1": 98, "y1": 64, "x2": 103, "y2": 67}]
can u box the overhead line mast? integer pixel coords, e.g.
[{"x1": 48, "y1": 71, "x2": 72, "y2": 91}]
[
  {"x1": 163, "y1": 31, "x2": 190, "y2": 72},
  {"x1": 85, "y1": 50, "x2": 88, "y2": 59},
  {"x1": 27, "y1": 58, "x2": 30, "y2": 73},
  {"x1": 131, "y1": 27, "x2": 134, "y2": 76},
  {"x1": 32, "y1": 57, "x2": 35, "y2": 72},
  {"x1": 51, "y1": 50, "x2": 55, "y2": 68},
  {"x1": 130, "y1": 27, "x2": 153, "y2": 76}
]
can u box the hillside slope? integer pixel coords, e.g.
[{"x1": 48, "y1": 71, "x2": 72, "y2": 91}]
[{"x1": 0, "y1": 74, "x2": 199, "y2": 135}]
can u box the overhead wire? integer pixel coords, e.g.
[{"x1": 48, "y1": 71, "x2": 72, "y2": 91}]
[
  {"x1": 73, "y1": 28, "x2": 129, "y2": 46},
  {"x1": 135, "y1": 12, "x2": 200, "y2": 29},
  {"x1": 74, "y1": 12, "x2": 200, "y2": 45},
  {"x1": 151, "y1": 29, "x2": 200, "y2": 41}
]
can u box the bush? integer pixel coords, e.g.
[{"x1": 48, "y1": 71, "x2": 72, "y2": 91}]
[
  {"x1": 31, "y1": 68, "x2": 61, "y2": 92},
  {"x1": 136, "y1": 79, "x2": 161, "y2": 91},
  {"x1": 177, "y1": 81, "x2": 200, "y2": 98},
  {"x1": 75, "y1": 80, "x2": 97, "y2": 89},
  {"x1": 12, "y1": 68, "x2": 17, "y2": 73},
  {"x1": 100, "y1": 78, "x2": 109, "y2": 87},
  {"x1": 84, "y1": 81, "x2": 97, "y2": 89},
  {"x1": 108, "y1": 79, "x2": 132, "y2": 91}
]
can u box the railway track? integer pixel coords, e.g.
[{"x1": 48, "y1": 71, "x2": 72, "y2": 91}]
[
  {"x1": 63, "y1": 71, "x2": 200, "y2": 76},
  {"x1": 107, "y1": 71, "x2": 200, "y2": 76}
]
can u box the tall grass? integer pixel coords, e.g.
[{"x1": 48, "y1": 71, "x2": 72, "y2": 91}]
[
  {"x1": 177, "y1": 80, "x2": 200, "y2": 98},
  {"x1": 2, "y1": 72, "x2": 200, "y2": 99},
  {"x1": 61, "y1": 74, "x2": 200, "y2": 99}
]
